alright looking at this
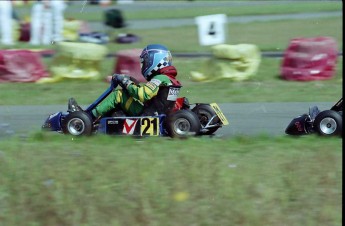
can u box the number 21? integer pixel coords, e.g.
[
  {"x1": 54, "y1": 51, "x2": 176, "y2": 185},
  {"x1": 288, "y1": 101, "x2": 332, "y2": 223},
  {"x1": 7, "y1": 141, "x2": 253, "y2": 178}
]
[{"x1": 141, "y1": 118, "x2": 159, "y2": 136}]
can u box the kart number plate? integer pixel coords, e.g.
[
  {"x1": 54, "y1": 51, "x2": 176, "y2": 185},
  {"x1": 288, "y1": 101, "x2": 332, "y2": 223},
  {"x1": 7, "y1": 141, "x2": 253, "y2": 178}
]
[
  {"x1": 140, "y1": 117, "x2": 160, "y2": 136},
  {"x1": 210, "y1": 103, "x2": 229, "y2": 125}
]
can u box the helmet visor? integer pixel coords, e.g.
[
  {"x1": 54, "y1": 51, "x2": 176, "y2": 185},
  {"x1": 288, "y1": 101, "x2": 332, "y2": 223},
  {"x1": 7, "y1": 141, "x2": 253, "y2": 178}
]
[{"x1": 140, "y1": 51, "x2": 150, "y2": 72}]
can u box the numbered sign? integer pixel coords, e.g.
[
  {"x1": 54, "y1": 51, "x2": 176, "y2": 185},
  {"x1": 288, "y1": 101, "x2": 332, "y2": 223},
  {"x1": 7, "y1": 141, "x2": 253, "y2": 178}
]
[
  {"x1": 210, "y1": 103, "x2": 229, "y2": 126},
  {"x1": 140, "y1": 117, "x2": 160, "y2": 136},
  {"x1": 195, "y1": 14, "x2": 227, "y2": 46}
]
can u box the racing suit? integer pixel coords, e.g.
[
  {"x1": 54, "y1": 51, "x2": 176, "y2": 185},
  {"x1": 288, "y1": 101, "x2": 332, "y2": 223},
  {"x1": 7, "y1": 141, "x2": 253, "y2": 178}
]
[{"x1": 92, "y1": 66, "x2": 181, "y2": 117}]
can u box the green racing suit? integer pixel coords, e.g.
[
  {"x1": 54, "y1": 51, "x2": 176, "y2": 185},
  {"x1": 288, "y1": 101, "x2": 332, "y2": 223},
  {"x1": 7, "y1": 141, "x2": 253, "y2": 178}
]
[{"x1": 92, "y1": 74, "x2": 176, "y2": 117}]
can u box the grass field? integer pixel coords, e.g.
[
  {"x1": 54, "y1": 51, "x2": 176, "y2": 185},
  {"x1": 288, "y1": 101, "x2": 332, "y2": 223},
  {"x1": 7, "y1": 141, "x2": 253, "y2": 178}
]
[
  {"x1": 13, "y1": 1, "x2": 342, "y2": 22},
  {"x1": 0, "y1": 2, "x2": 342, "y2": 226},
  {"x1": 0, "y1": 133, "x2": 342, "y2": 226}
]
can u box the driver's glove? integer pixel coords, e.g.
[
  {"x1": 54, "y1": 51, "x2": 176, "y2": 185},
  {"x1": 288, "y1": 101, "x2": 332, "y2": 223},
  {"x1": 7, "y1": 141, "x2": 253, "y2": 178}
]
[{"x1": 113, "y1": 74, "x2": 133, "y2": 89}]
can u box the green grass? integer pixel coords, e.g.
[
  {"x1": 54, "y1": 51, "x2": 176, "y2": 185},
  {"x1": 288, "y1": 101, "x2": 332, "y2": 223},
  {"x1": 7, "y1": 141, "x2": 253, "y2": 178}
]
[
  {"x1": 102, "y1": 17, "x2": 342, "y2": 53},
  {"x1": 0, "y1": 133, "x2": 342, "y2": 226},
  {"x1": 121, "y1": 2, "x2": 341, "y2": 20},
  {"x1": 14, "y1": 1, "x2": 342, "y2": 22}
]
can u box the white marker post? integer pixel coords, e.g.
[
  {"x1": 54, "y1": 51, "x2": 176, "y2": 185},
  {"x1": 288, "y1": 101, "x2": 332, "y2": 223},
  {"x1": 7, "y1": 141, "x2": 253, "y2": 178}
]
[{"x1": 195, "y1": 14, "x2": 227, "y2": 46}]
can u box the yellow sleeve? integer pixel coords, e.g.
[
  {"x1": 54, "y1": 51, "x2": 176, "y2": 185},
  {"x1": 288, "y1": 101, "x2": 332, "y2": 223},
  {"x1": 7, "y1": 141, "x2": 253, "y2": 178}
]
[{"x1": 126, "y1": 81, "x2": 159, "y2": 103}]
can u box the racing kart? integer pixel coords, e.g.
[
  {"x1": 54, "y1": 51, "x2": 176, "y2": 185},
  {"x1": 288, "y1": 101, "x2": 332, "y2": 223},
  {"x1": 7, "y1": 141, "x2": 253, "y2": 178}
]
[
  {"x1": 42, "y1": 77, "x2": 229, "y2": 138},
  {"x1": 285, "y1": 98, "x2": 342, "y2": 136}
]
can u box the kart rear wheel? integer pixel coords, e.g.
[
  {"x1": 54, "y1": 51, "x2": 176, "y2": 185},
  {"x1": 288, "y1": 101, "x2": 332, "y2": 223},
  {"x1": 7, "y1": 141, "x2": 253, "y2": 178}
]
[
  {"x1": 314, "y1": 110, "x2": 342, "y2": 136},
  {"x1": 192, "y1": 104, "x2": 220, "y2": 135},
  {"x1": 166, "y1": 110, "x2": 201, "y2": 138},
  {"x1": 62, "y1": 111, "x2": 93, "y2": 136}
]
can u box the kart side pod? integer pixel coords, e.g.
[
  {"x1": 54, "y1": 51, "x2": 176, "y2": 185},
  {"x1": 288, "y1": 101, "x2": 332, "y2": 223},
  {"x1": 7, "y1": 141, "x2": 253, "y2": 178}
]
[{"x1": 59, "y1": 109, "x2": 203, "y2": 138}]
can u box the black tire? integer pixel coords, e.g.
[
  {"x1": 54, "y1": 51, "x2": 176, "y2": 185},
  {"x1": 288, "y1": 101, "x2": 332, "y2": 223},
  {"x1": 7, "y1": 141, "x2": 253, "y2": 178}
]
[
  {"x1": 166, "y1": 110, "x2": 201, "y2": 138},
  {"x1": 192, "y1": 104, "x2": 220, "y2": 135},
  {"x1": 62, "y1": 111, "x2": 93, "y2": 136},
  {"x1": 314, "y1": 110, "x2": 342, "y2": 136}
]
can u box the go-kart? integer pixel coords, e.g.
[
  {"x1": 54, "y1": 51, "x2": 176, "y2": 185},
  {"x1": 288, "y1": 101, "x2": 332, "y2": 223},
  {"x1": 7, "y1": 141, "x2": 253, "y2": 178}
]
[
  {"x1": 285, "y1": 98, "x2": 342, "y2": 137},
  {"x1": 42, "y1": 77, "x2": 229, "y2": 138}
]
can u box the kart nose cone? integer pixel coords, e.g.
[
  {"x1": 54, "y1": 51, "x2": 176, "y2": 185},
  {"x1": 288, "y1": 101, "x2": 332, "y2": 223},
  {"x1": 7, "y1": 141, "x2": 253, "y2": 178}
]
[
  {"x1": 285, "y1": 121, "x2": 298, "y2": 135},
  {"x1": 42, "y1": 122, "x2": 51, "y2": 130},
  {"x1": 285, "y1": 115, "x2": 308, "y2": 135},
  {"x1": 42, "y1": 112, "x2": 63, "y2": 132}
]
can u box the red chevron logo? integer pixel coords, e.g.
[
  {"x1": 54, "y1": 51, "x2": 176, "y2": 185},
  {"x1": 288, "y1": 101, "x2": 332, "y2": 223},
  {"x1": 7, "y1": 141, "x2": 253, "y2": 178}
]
[{"x1": 123, "y1": 119, "x2": 138, "y2": 134}]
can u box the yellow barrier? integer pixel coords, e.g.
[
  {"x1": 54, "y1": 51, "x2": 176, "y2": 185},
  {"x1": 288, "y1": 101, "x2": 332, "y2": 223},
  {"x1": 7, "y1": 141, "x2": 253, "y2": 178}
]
[
  {"x1": 37, "y1": 42, "x2": 107, "y2": 83},
  {"x1": 190, "y1": 44, "x2": 261, "y2": 82}
]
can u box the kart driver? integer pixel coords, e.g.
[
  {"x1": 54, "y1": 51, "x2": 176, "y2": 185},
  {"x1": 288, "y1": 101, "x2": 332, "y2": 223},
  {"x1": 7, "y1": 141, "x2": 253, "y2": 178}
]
[{"x1": 91, "y1": 44, "x2": 181, "y2": 119}]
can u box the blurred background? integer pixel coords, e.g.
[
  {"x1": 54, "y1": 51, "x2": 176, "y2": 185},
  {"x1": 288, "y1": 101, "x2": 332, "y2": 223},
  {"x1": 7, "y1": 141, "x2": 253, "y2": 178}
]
[{"x1": 0, "y1": 0, "x2": 342, "y2": 103}]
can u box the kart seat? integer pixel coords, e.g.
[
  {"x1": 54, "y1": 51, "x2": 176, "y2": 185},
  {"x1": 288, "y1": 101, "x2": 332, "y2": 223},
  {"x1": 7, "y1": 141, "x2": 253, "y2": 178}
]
[
  {"x1": 309, "y1": 106, "x2": 320, "y2": 120},
  {"x1": 68, "y1": 98, "x2": 83, "y2": 112},
  {"x1": 330, "y1": 98, "x2": 343, "y2": 112},
  {"x1": 141, "y1": 85, "x2": 181, "y2": 116}
]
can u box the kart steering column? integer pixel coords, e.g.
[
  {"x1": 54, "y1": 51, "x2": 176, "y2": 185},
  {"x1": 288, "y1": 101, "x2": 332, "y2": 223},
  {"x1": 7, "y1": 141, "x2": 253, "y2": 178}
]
[{"x1": 85, "y1": 81, "x2": 118, "y2": 113}]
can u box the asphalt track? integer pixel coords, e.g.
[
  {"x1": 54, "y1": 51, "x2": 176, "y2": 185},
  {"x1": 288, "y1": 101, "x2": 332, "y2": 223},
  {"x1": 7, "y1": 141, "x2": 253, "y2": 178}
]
[{"x1": 0, "y1": 102, "x2": 333, "y2": 138}]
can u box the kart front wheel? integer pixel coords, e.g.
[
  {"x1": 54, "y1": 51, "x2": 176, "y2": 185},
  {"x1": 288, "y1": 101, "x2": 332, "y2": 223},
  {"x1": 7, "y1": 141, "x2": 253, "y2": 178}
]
[
  {"x1": 192, "y1": 104, "x2": 220, "y2": 135},
  {"x1": 62, "y1": 111, "x2": 93, "y2": 136},
  {"x1": 166, "y1": 110, "x2": 201, "y2": 138},
  {"x1": 314, "y1": 110, "x2": 342, "y2": 136}
]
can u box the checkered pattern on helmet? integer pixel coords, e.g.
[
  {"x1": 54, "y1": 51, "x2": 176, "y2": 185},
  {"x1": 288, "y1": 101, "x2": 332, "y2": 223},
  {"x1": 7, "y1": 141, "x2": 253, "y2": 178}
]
[{"x1": 147, "y1": 58, "x2": 169, "y2": 76}]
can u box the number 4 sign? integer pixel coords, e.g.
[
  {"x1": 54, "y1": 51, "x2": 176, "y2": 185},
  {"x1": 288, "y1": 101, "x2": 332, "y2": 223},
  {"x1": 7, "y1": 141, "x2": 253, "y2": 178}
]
[{"x1": 195, "y1": 14, "x2": 227, "y2": 46}]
